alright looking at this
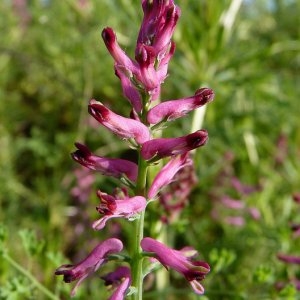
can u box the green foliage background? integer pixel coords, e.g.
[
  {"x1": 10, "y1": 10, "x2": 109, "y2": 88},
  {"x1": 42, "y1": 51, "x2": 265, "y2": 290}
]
[{"x1": 0, "y1": 0, "x2": 299, "y2": 299}]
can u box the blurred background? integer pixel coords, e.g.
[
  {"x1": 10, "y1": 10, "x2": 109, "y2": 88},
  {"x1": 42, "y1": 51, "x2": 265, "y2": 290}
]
[{"x1": 0, "y1": 0, "x2": 299, "y2": 299}]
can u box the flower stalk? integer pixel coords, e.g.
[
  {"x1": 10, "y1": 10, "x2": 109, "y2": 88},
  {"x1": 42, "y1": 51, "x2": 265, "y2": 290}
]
[{"x1": 131, "y1": 154, "x2": 148, "y2": 299}]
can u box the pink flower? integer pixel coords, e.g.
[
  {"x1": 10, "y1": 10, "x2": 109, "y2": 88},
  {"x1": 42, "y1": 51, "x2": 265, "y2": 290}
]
[
  {"x1": 141, "y1": 130, "x2": 208, "y2": 161},
  {"x1": 220, "y1": 196, "x2": 245, "y2": 210},
  {"x1": 277, "y1": 253, "x2": 300, "y2": 265},
  {"x1": 224, "y1": 216, "x2": 245, "y2": 227},
  {"x1": 148, "y1": 153, "x2": 192, "y2": 199},
  {"x1": 159, "y1": 158, "x2": 198, "y2": 223},
  {"x1": 115, "y1": 65, "x2": 142, "y2": 113},
  {"x1": 88, "y1": 99, "x2": 150, "y2": 144},
  {"x1": 93, "y1": 190, "x2": 147, "y2": 230},
  {"x1": 70, "y1": 167, "x2": 95, "y2": 203},
  {"x1": 141, "y1": 237, "x2": 210, "y2": 295},
  {"x1": 55, "y1": 238, "x2": 123, "y2": 296},
  {"x1": 102, "y1": 27, "x2": 139, "y2": 77},
  {"x1": 71, "y1": 142, "x2": 138, "y2": 182},
  {"x1": 101, "y1": 266, "x2": 131, "y2": 300},
  {"x1": 147, "y1": 88, "x2": 214, "y2": 124}
]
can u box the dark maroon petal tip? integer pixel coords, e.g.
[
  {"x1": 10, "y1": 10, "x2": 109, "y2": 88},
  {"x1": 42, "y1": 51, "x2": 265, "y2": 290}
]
[
  {"x1": 195, "y1": 88, "x2": 215, "y2": 104},
  {"x1": 186, "y1": 130, "x2": 208, "y2": 148},
  {"x1": 88, "y1": 103, "x2": 110, "y2": 121},
  {"x1": 101, "y1": 27, "x2": 115, "y2": 46}
]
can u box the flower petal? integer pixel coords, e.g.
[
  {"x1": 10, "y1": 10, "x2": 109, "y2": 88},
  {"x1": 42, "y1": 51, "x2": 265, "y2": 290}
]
[
  {"x1": 88, "y1": 100, "x2": 150, "y2": 144},
  {"x1": 71, "y1": 142, "x2": 138, "y2": 181},
  {"x1": 141, "y1": 130, "x2": 208, "y2": 160},
  {"x1": 147, "y1": 88, "x2": 214, "y2": 124}
]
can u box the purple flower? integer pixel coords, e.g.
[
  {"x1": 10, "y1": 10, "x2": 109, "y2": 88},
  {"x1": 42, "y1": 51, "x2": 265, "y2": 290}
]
[
  {"x1": 115, "y1": 65, "x2": 142, "y2": 113},
  {"x1": 93, "y1": 190, "x2": 147, "y2": 230},
  {"x1": 147, "y1": 88, "x2": 214, "y2": 124},
  {"x1": 88, "y1": 99, "x2": 150, "y2": 144},
  {"x1": 55, "y1": 238, "x2": 123, "y2": 296},
  {"x1": 141, "y1": 130, "x2": 208, "y2": 161},
  {"x1": 277, "y1": 253, "x2": 300, "y2": 265},
  {"x1": 102, "y1": 27, "x2": 139, "y2": 77},
  {"x1": 224, "y1": 216, "x2": 245, "y2": 227},
  {"x1": 141, "y1": 237, "x2": 210, "y2": 295},
  {"x1": 71, "y1": 142, "x2": 138, "y2": 182},
  {"x1": 220, "y1": 196, "x2": 245, "y2": 210},
  {"x1": 101, "y1": 266, "x2": 131, "y2": 300},
  {"x1": 276, "y1": 279, "x2": 300, "y2": 291},
  {"x1": 159, "y1": 157, "x2": 198, "y2": 223},
  {"x1": 70, "y1": 166, "x2": 95, "y2": 203},
  {"x1": 148, "y1": 153, "x2": 192, "y2": 199}
]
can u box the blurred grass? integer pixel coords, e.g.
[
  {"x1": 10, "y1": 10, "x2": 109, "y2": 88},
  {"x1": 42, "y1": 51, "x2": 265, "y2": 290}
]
[{"x1": 0, "y1": 0, "x2": 299, "y2": 299}]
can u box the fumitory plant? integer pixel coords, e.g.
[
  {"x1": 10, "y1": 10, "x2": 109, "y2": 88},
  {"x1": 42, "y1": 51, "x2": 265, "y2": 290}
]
[{"x1": 55, "y1": 0, "x2": 214, "y2": 299}]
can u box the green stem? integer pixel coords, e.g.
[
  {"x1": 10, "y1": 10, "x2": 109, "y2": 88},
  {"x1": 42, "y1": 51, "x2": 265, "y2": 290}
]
[
  {"x1": 3, "y1": 253, "x2": 59, "y2": 300},
  {"x1": 131, "y1": 154, "x2": 148, "y2": 300}
]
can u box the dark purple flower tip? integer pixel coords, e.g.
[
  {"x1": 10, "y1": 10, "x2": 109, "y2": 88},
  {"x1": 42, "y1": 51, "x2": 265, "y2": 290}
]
[
  {"x1": 194, "y1": 88, "x2": 215, "y2": 105},
  {"x1": 71, "y1": 142, "x2": 93, "y2": 166},
  {"x1": 186, "y1": 130, "x2": 208, "y2": 148},
  {"x1": 102, "y1": 27, "x2": 116, "y2": 51},
  {"x1": 293, "y1": 193, "x2": 300, "y2": 204},
  {"x1": 88, "y1": 101, "x2": 110, "y2": 122}
]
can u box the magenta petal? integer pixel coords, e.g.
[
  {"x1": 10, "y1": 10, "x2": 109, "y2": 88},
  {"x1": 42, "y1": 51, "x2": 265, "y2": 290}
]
[
  {"x1": 115, "y1": 65, "x2": 142, "y2": 112},
  {"x1": 141, "y1": 237, "x2": 210, "y2": 295},
  {"x1": 102, "y1": 27, "x2": 139, "y2": 76},
  {"x1": 141, "y1": 130, "x2": 208, "y2": 160},
  {"x1": 93, "y1": 190, "x2": 147, "y2": 230},
  {"x1": 277, "y1": 253, "x2": 300, "y2": 265},
  {"x1": 55, "y1": 238, "x2": 123, "y2": 296},
  {"x1": 71, "y1": 142, "x2": 138, "y2": 181},
  {"x1": 148, "y1": 154, "x2": 191, "y2": 199},
  {"x1": 147, "y1": 88, "x2": 214, "y2": 124},
  {"x1": 88, "y1": 100, "x2": 150, "y2": 144}
]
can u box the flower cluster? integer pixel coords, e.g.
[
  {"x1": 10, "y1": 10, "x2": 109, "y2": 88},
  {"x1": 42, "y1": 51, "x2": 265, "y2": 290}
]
[
  {"x1": 55, "y1": 1, "x2": 213, "y2": 298},
  {"x1": 276, "y1": 193, "x2": 300, "y2": 291},
  {"x1": 210, "y1": 152, "x2": 261, "y2": 227}
]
